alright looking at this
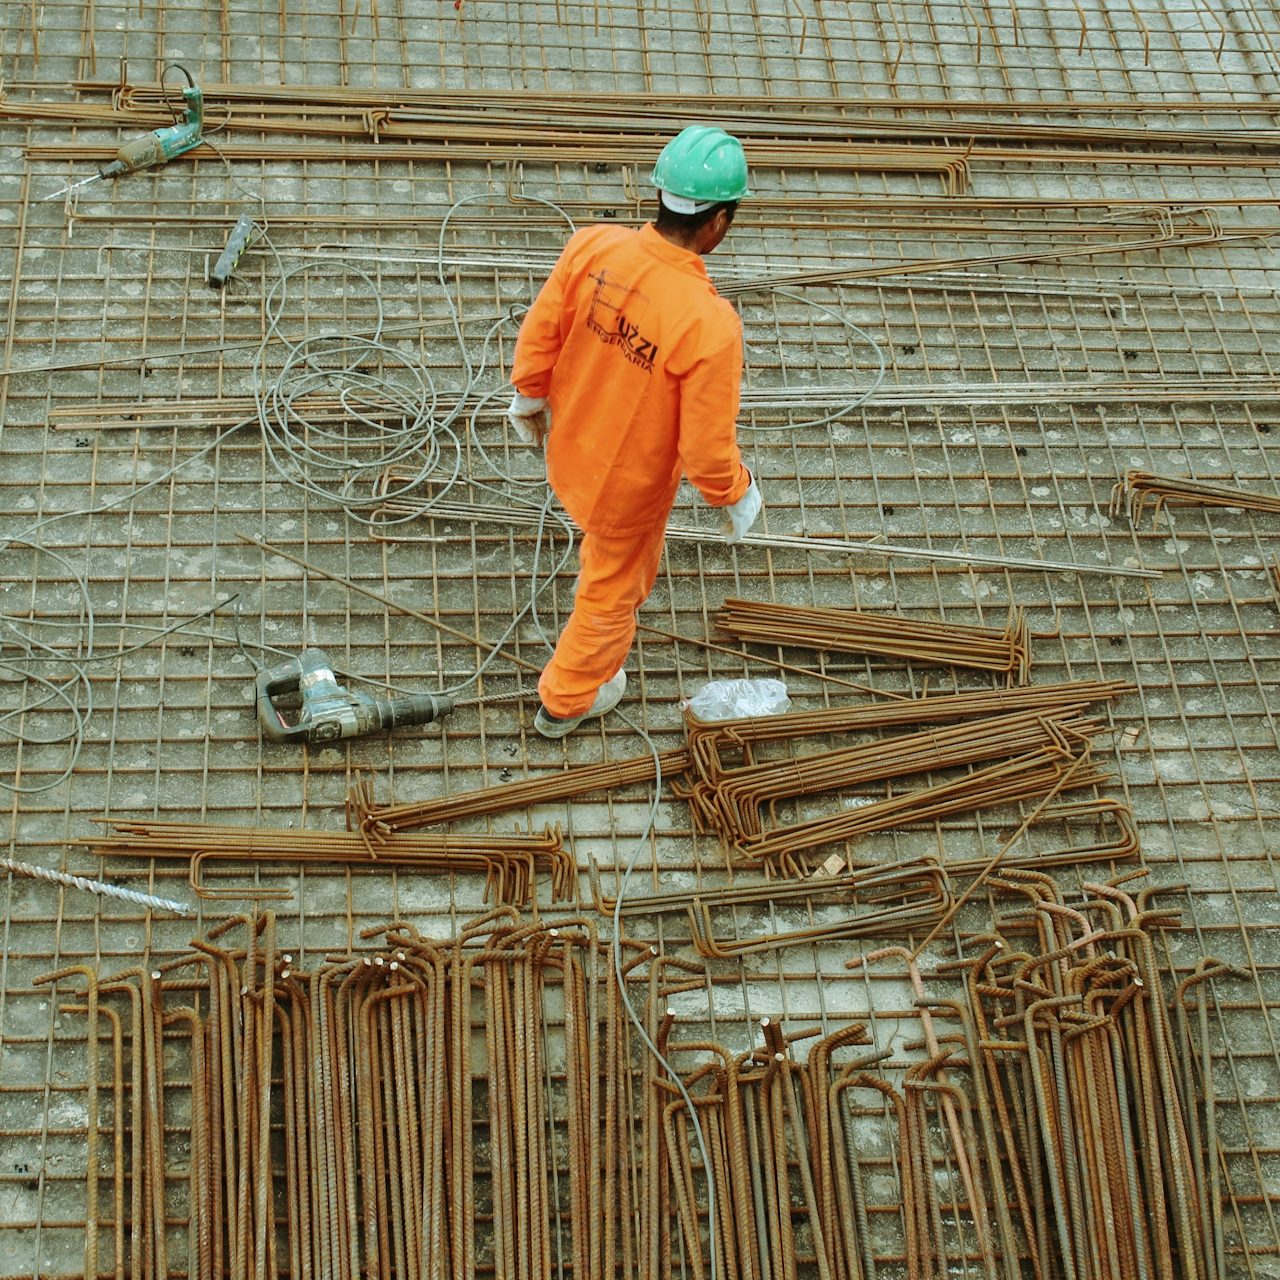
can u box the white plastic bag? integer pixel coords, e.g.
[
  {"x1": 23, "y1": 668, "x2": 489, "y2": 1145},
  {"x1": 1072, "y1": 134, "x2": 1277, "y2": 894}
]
[{"x1": 683, "y1": 677, "x2": 791, "y2": 721}]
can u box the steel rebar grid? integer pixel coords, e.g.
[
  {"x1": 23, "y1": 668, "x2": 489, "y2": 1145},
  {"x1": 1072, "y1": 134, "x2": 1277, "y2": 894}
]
[{"x1": 7, "y1": 5, "x2": 1280, "y2": 1269}]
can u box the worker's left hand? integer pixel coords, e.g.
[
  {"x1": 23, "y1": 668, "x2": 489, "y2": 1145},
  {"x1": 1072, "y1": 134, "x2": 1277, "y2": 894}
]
[
  {"x1": 723, "y1": 474, "x2": 763, "y2": 543},
  {"x1": 507, "y1": 390, "x2": 552, "y2": 445}
]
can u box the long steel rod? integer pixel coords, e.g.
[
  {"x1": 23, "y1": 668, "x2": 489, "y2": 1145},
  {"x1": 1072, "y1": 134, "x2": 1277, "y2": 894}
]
[{"x1": 373, "y1": 492, "x2": 1162, "y2": 579}]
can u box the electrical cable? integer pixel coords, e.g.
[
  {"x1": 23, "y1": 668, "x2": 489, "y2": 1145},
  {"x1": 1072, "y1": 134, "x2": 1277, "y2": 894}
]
[
  {"x1": 13, "y1": 596, "x2": 241, "y2": 663},
  {"x1": 159, "y1": 63, "x2": 196, "y2": 124},
  {"x1": 0, "y1": 538, "x2": 96, "y2": 797},
  {"x1": 241, "y1": 188, "x2": 577, "y2": 531}
]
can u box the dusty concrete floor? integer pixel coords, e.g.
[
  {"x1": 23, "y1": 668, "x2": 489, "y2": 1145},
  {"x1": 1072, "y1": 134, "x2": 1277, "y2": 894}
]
[{"x1": 0, "y1": 0, "x2": 1279, "y2": 1276}]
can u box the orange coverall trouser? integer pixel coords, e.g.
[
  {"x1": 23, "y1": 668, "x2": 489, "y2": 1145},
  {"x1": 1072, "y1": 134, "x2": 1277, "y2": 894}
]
[{"x1": 537, "y1": 517, "x2": 668, "y2": 717}]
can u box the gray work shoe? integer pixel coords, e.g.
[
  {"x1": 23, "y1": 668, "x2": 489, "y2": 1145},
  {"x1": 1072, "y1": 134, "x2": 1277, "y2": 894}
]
[{"x1": 534, "y1": 670, "x2": 627, "y2": 739}]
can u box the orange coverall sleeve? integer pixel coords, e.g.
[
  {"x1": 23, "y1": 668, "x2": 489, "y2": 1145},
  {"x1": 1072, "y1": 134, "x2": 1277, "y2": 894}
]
[
  {"x1": 510, "y1": 236, "x2": 578, "y2": 398},
  {"x1": 675, "y1": 318, "x2": 751, "y2": 509}
]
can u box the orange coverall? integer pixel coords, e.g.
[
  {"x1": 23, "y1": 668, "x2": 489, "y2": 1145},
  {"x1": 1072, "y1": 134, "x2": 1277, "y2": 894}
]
[{"x1": 512, "y1": 222, "x2": 751, "y2": 717}]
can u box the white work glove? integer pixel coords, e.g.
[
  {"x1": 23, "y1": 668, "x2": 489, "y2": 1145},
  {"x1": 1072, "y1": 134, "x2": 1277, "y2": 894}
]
[
  {"x1": 723, "y1": 473, "x2": 763, "y2": 544},
  {"x1": 507, "y1": 390, "x2": 552, "y2": 445}
]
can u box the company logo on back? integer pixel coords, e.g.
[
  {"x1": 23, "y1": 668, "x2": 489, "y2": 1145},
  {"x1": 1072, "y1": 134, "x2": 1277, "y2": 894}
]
[{"x1": 586, "y1": 270, "x2": 659, "y2": 372}]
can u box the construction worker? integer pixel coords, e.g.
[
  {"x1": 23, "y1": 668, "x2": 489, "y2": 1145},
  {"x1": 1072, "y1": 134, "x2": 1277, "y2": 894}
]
[{"x1": 508, "y1": 124, "x2": 763, "y2": 739}]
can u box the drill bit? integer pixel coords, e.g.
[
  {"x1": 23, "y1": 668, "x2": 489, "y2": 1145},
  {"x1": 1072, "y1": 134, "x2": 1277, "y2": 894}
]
[
  {"x1": 1, "y1": 856, "x2": 195, "y2": 916},
  {"x1": 41, "y1": 172, "x2": 110, "y2": 202}
]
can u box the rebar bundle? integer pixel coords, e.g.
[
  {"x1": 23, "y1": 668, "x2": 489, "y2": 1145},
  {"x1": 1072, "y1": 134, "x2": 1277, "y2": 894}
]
[
  {"x1": 655, "y1": 879, "x2": 1233, "y2": 1280},
  {"x1": 696, "y1": 706, "x2": 1098, "y2": 841},
  {"x1": 87, "y1": 818, "x2": 575, "y2": 905},
  {"x1": 20, "y1": 86, "x2": 1280, "y2": 195},
  {"x1": 669, "y1": 859, "x2": 950, "y2": 958},
  {"x1": 912, "y1": 874, "x2": 1234, "y2": 1280},
  {"x1": 595, "y1": 798, "x2": 1139, "y2": 958},
  {"x1": 40, "y1": 884, "x2": 1232, "y2": 1280},
  {"x1": 39, "y1": 80, "x2": 1280, "y2": 144},
  {"x1": 715, "y1": 598, "x2": 1033, "y2": 683},
  {"x1": 348, "y1": 684, "x2": 1129, "y2": 893},
  {"x1": 683, "y1": 678, "x2": 1131, "y2": 784},
  {"x1": 40, "y1": 913, "x2": 639, "y2": 1280},
  {"x1": 1111, "y1": 468, "x2": 1280, "y2": 525},
  {"x1": 592, "y1": 854, "x2": 954, "y2": 957},
  {"x1": 738, "y1": 745, "x2": 1111, "y2": 877},
  {"x1": 676, "y1": 681, "x2": 1127, "y2": 876},
  {"x1": 350, "y1": 749, "x2": 691, "y2": 840}
]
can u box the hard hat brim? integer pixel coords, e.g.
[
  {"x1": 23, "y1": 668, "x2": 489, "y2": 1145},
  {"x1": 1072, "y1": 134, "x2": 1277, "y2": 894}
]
[{"x1": 659, "y1": 190, "x2": 718, "y2": 214}]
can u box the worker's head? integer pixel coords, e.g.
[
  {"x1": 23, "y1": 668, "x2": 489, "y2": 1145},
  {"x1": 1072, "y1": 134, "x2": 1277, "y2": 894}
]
[
  {"x1": 650, "y1": 125, "x2": 749, "y2": 254},
  {"x1": 655, "y1": 196, "x2": 739, "y2": 252}
]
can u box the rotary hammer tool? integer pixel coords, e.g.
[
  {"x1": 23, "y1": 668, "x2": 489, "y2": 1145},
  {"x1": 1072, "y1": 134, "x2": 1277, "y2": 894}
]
[
  {"x1": 255, "y1": 648, "x2": 454, "y2": 745},
  {"x1": 45, "y1": 64, "x2": 204, "y2": 201}
]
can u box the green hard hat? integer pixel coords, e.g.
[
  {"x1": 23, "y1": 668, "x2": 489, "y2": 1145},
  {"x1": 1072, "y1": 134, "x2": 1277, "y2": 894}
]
[{"x1": 650, "y1": 125, "x2": 751, "y2": 211}]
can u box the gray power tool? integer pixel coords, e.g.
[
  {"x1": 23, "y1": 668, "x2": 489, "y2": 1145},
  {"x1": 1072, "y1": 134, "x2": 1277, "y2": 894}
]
[{"x1": 255, "y1": 647, "x2": 453, "y2": 744}]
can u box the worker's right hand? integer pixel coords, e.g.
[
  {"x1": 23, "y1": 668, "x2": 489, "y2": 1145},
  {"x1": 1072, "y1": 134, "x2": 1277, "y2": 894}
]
[
  {"x1": 507, "y1": 390, "x2": 552, "y2": 446},
  {"x1": 723, "y1": 473, "x2": 763, "y2": 543}
]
